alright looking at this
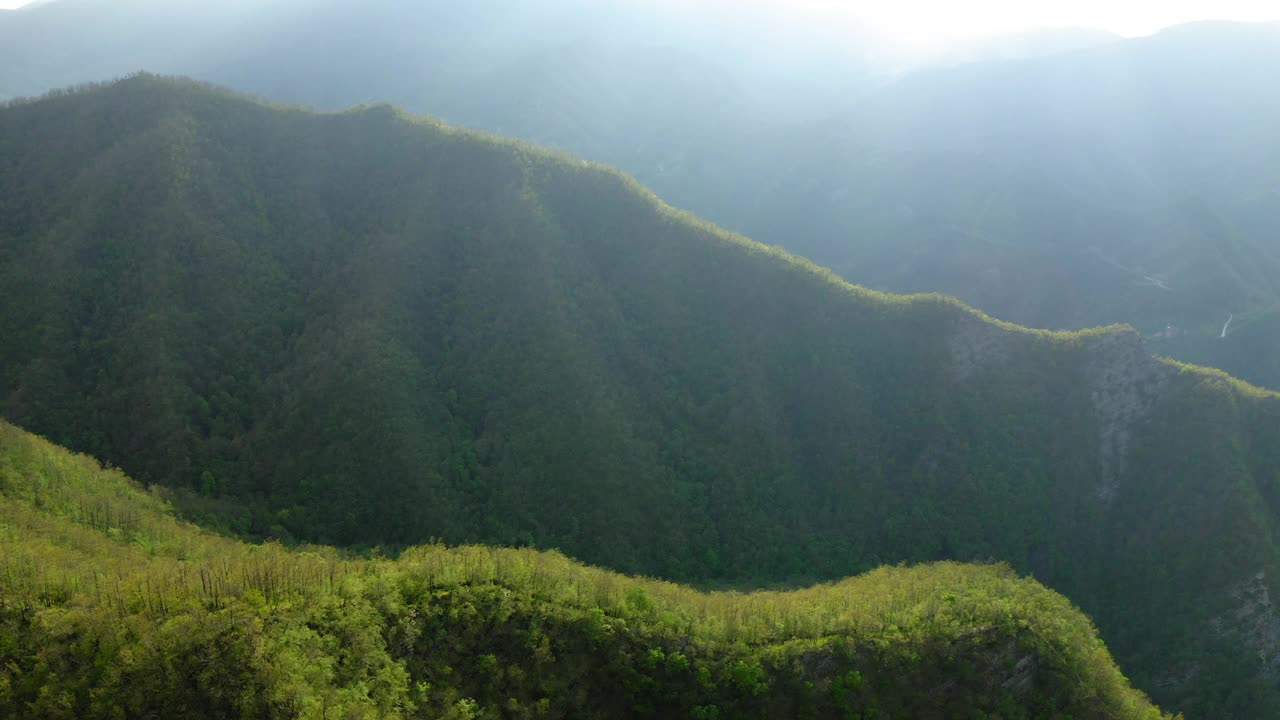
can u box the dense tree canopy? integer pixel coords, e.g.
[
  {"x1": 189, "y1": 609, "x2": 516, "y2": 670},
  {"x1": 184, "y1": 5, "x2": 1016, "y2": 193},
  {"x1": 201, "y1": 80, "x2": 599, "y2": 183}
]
[
  {"x1": 0, "y1": 76, "x2": 1277, "y2": 715},
  {"x1": 4, "y1": 5, "x2": 1279, "y2": 387},
  {"x1": 0, "y1": 419, "x2": 1173, "y2": 719}
]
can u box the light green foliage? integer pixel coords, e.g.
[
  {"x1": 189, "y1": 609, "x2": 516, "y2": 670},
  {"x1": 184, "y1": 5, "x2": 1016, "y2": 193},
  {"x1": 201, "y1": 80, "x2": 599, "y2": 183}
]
[{"x1": 0, "y1": 421, "x2": 1171, "y2": 718}]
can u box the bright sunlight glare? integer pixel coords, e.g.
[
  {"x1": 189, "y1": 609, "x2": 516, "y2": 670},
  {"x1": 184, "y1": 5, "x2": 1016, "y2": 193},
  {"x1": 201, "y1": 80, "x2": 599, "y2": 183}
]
[
  {"x1": 2, "y1": 0, "x2": 1278, "y2": 53},
  {"x1": 851, "y1": 0, "x2": 1279, "y2": 44}
]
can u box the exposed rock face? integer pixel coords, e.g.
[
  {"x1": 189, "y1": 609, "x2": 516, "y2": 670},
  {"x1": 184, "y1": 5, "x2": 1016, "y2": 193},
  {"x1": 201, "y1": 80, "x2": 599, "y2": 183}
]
[
  {"x1": 1163, "y1": 570, "x2": 1280, "y2": 689},
  {"x1": 950, "y1": 315, "x2": 1176, "y2": 502},
  {"x1": 1080, "y1": 329, "x2": 1175, "y2": 501},
  {"x1": 804, "y1": 630, "x2": 1048, "y2": 707},
  {"x1": 1213, "y1": 570, "x2": 1280, "y2": 677},
  {"x1": 998, "y1": 650, "x2": 1040, "y2": 693}
]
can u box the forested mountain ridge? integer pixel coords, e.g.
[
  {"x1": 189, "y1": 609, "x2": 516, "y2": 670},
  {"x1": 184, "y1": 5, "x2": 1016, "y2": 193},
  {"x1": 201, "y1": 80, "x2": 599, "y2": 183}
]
[
  {"x1": 0, "y1": 76, "x2": 1278, "y2": 715},
  {"x1": 744, "y1": 21, "x2": 1280, "y2": 388},
  {"x1": 4, "y1": 3, "x2": 1279, "y2": 388},
  {"x1": 0, "y1": 419, "x2": 1173, "y2": 719}
]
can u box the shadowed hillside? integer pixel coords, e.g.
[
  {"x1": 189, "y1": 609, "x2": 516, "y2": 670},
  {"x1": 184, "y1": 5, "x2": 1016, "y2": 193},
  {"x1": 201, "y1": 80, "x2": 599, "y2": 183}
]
[{"x1": 0, "y1": 419, "x2": 1172, "y2": 718}]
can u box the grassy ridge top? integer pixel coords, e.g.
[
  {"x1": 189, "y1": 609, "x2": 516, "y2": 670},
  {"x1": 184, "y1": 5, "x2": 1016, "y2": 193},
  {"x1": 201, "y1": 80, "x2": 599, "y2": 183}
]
[{"x1": 0, "y1": 419, "x2": 1169, "y2": 718}]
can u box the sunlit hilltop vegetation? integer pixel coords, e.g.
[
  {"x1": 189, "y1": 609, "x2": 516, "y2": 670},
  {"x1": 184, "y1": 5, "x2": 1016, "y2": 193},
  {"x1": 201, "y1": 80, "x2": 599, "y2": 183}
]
[{"x1": 0, "y1": 419, "x2": 1172, "y2": 718}]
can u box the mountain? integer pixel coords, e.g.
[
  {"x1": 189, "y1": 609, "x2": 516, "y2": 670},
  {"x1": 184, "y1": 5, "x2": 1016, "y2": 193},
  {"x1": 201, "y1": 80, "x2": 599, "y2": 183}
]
[
  {"x1": 726, "y1": 21, "x2": 1280, "y2": 388},
  {"x1": 0, "y1": 0, "x2": 881, "y2": 240},
  {"x1": 4, "y1": 4, "x2": 1279, "y2": 391},
  {"x1": 937, "y1": 27, "x2": 1123, "y2": 65},
  {"x1": 1, "y1": 76, "x2": 1278, "y2": 715},
  {"x1": 0, "y1": 418, "x2": 1172, "y2": 719}
]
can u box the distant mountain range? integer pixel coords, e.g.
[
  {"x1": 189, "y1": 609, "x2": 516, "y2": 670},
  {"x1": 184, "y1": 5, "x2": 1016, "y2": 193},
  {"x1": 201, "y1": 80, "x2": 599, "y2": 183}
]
[
  {"x1": 934, "y1": 26, "x2": 1123, "y2": 65},
  {"x1": 739, "y1": 21, "x2": 1280, "y2": 385}
]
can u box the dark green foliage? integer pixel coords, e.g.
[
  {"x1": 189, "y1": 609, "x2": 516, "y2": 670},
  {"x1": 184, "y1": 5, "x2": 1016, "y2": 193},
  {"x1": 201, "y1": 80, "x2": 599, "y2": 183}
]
[
  {"x1": 0, "y1": 420, "x2": 1172, "y2": 719},
  {"x1": 0, "y1": 76, "x2": 1278, "y2": 715},
  {"x1": 5, "y1": 6, "x2": 1278, "y2": 387}
]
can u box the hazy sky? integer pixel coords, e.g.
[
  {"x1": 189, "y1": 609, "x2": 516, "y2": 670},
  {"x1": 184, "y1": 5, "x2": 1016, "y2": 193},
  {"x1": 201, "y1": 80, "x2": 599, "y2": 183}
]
[
  {"x1": 1, "y1": 0, "x2": 1277, "y2": 51},
  {"x1": 849, "y1": 0, "x2": 1279, "y2": 48},
  {"x1": 652, "y1": 0, "x2": 1280, "y2": 49}
]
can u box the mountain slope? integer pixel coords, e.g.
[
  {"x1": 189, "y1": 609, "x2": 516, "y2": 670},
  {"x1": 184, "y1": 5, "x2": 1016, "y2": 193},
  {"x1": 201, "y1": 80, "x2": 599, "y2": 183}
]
[
  {"x1": 7, "y1": 4, "x2": 1280, "y2": 389},
  {"x1": 0, "y1": 76, "x2": 1278, "y2": 715},
  {"x1": 6, "y1": 5, "x2": 1280, "y2": 388},
  {"x1": 0, "y1": 419, "x2": 1172, "y2": 719},
  {"x1": 736, "y1": 22, "x2": 1280, "y2": 388},
  {"x1": 0, "y1": 0, "x2": 865, "y2": 193}
]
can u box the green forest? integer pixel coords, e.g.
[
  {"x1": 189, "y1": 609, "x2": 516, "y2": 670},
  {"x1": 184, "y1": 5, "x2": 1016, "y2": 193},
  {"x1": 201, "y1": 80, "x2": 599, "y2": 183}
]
[
  {"x1": 0, "y1": 419, "x2": 1172, "y2": 718},
  {"x1": 6, "y1": 6, "x2": 1278, "y2": 389},
  {"x1": 0, "y1": 75, "x2": 1278, "y2": 716}
]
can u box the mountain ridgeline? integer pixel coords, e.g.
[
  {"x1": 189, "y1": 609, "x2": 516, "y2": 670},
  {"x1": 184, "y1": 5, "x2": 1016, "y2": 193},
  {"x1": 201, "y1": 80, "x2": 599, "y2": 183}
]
[
  {"x1": 736, "y1": 22, "x2": 1280, "y2": 390},
  {"x1": 0, "y1": 418, "x2": 1171, "y2": 719},
  {"x1": 1, "y1": 77, "x2": 1279, "y2": 716},
  {"x1": 6, "y1": 3, "x2": 1279, "y2": 390}
]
